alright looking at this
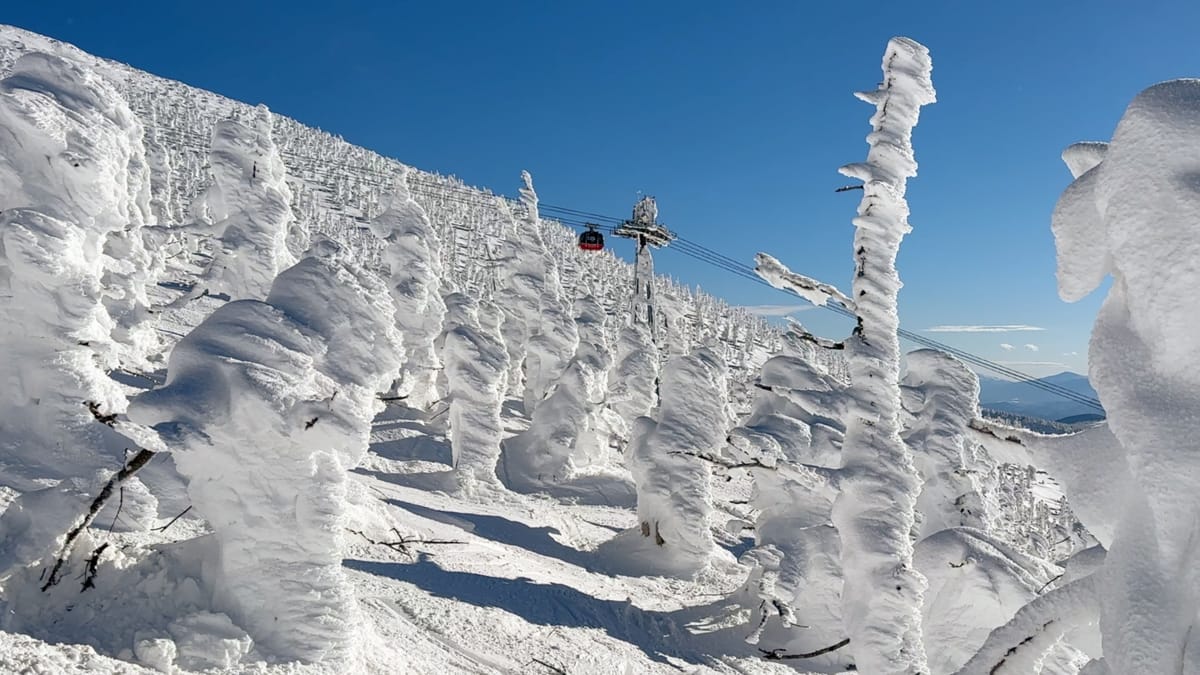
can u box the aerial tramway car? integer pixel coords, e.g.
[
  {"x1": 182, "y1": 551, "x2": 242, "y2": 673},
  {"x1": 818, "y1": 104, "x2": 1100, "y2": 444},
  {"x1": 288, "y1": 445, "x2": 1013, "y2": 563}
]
[{"x1": 578, "y1": 224, "x2": 605, "y2": 251}]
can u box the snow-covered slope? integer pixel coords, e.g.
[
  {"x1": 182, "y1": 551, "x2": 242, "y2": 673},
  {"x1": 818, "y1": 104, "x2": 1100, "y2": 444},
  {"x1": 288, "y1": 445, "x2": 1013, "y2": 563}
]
[{"x1": 0, "y1": 25, "x2": 1108, "y2": 675}]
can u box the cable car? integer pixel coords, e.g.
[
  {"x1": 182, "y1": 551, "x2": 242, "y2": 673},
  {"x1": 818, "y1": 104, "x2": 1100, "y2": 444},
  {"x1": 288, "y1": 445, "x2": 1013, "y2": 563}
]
[{"x1": 578, "y1": 224, "x2": 605, "y2": 251}]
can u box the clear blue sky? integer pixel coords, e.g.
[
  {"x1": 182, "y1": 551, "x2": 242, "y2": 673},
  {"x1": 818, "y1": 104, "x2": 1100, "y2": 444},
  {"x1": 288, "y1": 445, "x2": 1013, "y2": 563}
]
[{"x1": 8, "y1": 1, "x2": 1199, "y2": 378}]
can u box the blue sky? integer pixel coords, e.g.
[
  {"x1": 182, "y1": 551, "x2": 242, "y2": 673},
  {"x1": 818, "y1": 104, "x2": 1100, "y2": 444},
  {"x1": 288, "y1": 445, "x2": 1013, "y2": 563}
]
[{"x1": 8, "y1": 1, "x2": 1199, "y2": 377}]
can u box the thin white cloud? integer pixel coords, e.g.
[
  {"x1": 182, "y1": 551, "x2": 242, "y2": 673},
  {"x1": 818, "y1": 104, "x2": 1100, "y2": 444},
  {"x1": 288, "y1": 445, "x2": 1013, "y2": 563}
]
[
  {"x1": 741, "y1": 304, "x2": 815, "y2": 317},
  {"x1": 1063, "y1": 351, "x2": 1079, "y2": 356},
  {"x1": 1024, "y1": 344, "x2": 1039, "y2": 352},
  {"x1": 926, "y1": 324, "x2": 1046, "y2": 333},
  {"x1": 998, "y1": 360, "x2": 1068, "y2": 368},
  {"x1": 999, "y1": 343, "x2": 1014, "y2": 351}
]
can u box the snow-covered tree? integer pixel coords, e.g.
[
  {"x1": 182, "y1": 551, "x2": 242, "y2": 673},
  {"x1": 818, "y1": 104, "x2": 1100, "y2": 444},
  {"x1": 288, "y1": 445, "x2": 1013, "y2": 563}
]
[
  {"x1": 502, "y1": 293, "x2": 618, "y2": 489},
  {"x1": 754, "y1": 37, "x2": 936, "y2": 673},
  {"x1": 518, "y1": 171, "x2": 579, "y2": 414},
  {"x1": 198, "y1": 105, "x2": 299, "y2": 300},
  {"x1": 961, "y1": 78, "x2": 1200, "y2": 675},
  {"x1": 618, "y1": 347, "x2": 731, "y2": 578},
  {"x1": 441, "y1": 292, "x2": 509, "y2": 492},
  {"x1": 724, "y1": 326, "x2": 848, "y2": 649},
  {"x1": 370, "y1": 169, "x2": 446, "y2": 408},
  {"x1": 568, "y1": 293, "x2": 622, "y2": 466},
  {"x1": 902, "y1": 349, "x2": 995, "y2": 538},
  {"x1": 607, "y1": 322, "x2": 660, "y2": 447},
  {"x1": 0, "y1": 52, "x2": 151, "y2": 485},
  {"x1": 127, "y1": 246, "x2": 402, "y2": 665}
]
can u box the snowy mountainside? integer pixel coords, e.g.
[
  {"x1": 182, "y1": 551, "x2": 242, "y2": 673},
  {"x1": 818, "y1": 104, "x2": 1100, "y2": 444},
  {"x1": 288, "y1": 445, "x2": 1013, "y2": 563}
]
[
  {"x1": 0, "y1": 24, "x2": 788, "y2": 393},
  {"x1": 0, "y1": 25, "x2": 1114, "y2": 675}
]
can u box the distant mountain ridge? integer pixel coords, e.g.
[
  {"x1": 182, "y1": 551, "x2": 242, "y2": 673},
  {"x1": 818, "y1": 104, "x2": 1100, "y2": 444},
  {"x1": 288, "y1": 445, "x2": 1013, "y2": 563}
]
[{"x1": 978, "y1": 371, "x2": 1104, "y2": 423}]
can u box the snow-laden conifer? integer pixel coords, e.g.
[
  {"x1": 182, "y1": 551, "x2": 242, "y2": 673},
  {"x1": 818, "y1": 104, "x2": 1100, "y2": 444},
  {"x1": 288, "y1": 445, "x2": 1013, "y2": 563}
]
[
  {"x1": 502, "y1": 294, "x2": 611, "y2": 488},
  {"x1": 199, "y1": 105, "x2": 299, "y2": 300},
  {"x1": 518, "y1": 171, "x2": 579, "y2": 414},
  {"x1": 901, "y1": 349, "x2": 994, "y2": 538},
  {"x1": 0, "y1": 52, "x2": 150, "y2": 484},
  {"x1": 725, "y1": 326, "x2": 847, "y2": 648},
  {"x1": 828, "y1": 38, "x2": 935, "y2": 674},
  {"x1": 617, "y1": 348, "x2": 731, "y2": 578},
  {"x1": 127, "y1": 243, "x2": 402, "y2": 665},
  {"x1": 961, "y1": 78, "x2": 1200, "y2": 675},
  {"x1": 370, "y1": 169, "x2": 446, "y2": 408},
  {"x1": 753, "y1": 37, "x2": 935, "y2": 673},
  {"x1": 441, "y1": 292, "x2": 509, "y2": 492},
  {"x1": 607, "y1": 323, "x2": 660, "y2": 445}
]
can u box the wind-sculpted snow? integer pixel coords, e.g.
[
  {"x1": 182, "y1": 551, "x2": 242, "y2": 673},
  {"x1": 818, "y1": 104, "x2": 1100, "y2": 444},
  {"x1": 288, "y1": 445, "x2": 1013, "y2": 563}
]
[
  {"x1": 127, "y1": 251, "x2": 401, "y2": 666},
  {"x1": 517, "y1": 171, "x2": 579, "y2": 414},
  {"x1": 198, "y1": 105, "x2": 299, "y2": 300},
  {"x1": 619, "y1": 348, "x2": 731, "y2": 578},
  {"x1": 1047, "y1": 78, "x2": 1200, "y2": 674},
  {"x1": 503, "y1": 294, "x2": 616, "y2": 489},
  {"x1": 831, "y1": 36, "x2": 936, "y2": 675},
  {"x1": 441, "y1": 292, "x2": 508, "y2": 491},
  {"x1": 902, "y1": 349, "x2": 994, "y2": 538},
  {"x1": 607, "y1": 323, "x2": 660, "y2": 442},
  {"x1": 0, "y1": 52, "x2": 152, "y2": 486},
  {"x1": 370, "y1": 170, "x2": 446, "y2": 408}
]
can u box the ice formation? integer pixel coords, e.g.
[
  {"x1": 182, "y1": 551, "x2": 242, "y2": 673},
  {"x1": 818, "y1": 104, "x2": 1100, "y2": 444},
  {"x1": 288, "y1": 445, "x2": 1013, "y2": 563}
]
[
  {"x1": 370, "y1": 170, "x2": 446, "y2": 408},
  {"x1": 830, "y1": 36, "x2": 936, "y2": 674},
  {"x1": 440, "y1": 292, "x2": 509, "y2": 491},
  {"x1": 128, "y1": 248, "x2": 402, "y2": 664},
  {"x1": 0, "y1": 52, "x2": 148, "y2": 486},
  {"x1": 198, "y1": 105, "x2": 299, "y2": 300}
]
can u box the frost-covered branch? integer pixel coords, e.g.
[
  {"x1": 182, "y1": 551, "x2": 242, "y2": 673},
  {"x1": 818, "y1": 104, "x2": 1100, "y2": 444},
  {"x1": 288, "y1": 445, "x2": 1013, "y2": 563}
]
[
  {"x1": 41, "y1": 448, "x2": 156, "y2": 591},
  {"x1": 347, "y1": 528, "x2": 465, "y2": 558},
  {"x1": 952, "y1": 574, "x2": 1098, "y2": 675},
  {"x1": 755, "y1": 253, "x2": 853, "y2": 310}
]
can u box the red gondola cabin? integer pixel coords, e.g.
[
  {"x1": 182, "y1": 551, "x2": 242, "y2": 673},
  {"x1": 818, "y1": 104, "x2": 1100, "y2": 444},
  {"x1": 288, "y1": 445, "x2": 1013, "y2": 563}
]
[{"x1": 578, "y1": 226, "x2": 604, "y2": 251}]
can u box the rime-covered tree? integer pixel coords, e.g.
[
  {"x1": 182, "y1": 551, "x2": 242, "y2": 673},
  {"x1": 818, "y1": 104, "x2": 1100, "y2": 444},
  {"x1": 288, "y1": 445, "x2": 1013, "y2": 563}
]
[
  {"x1": 370, "y1": 169, "x2": 446, "y2": 408},
  {"x1": 518, "y1": 170, "x2": 579, "y2": 414},
  {"x1": 754, "y1": 37, "x2": 936, "y2": 673},
  {"x1": 127, "y1": 245, "x2": 402, "y2": 665},
  {"x1": 607, "y1": 323, "x2": 660, "y2": 447},
  {"x1": 0, "y1": 52, "x2": 152, "y2": 486},
  {"x1": 198, "y1": 105, "x2": 299, "y2": 300},
  {"x1": 902, "y1": 349, "x2": 995, "y2": 538},
  {"x1": 441, "y1": 292, "x2": 509, "y2": 492},
  {"x1": 602, "y1": 348, "x2": 730, "y2": 578},
  {"x1": 960, "y1": 79, "x2": 1200, "y2": 675},
  {"x1": 502, "y1": 294, "x2": 612, "y2": 489}
]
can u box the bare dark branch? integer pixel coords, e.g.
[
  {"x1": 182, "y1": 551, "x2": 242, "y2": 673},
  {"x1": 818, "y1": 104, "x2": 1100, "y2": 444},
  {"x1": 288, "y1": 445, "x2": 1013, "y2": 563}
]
[
  {"x1": 347, "y1": 528, "x2": 465, "y2": 558},
  {"x1": 761, "y1": 637, "x2": 851, "y2": 660},
  {"x1": 42, "y1": 448, "x2": 155, "y2": 591}
]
